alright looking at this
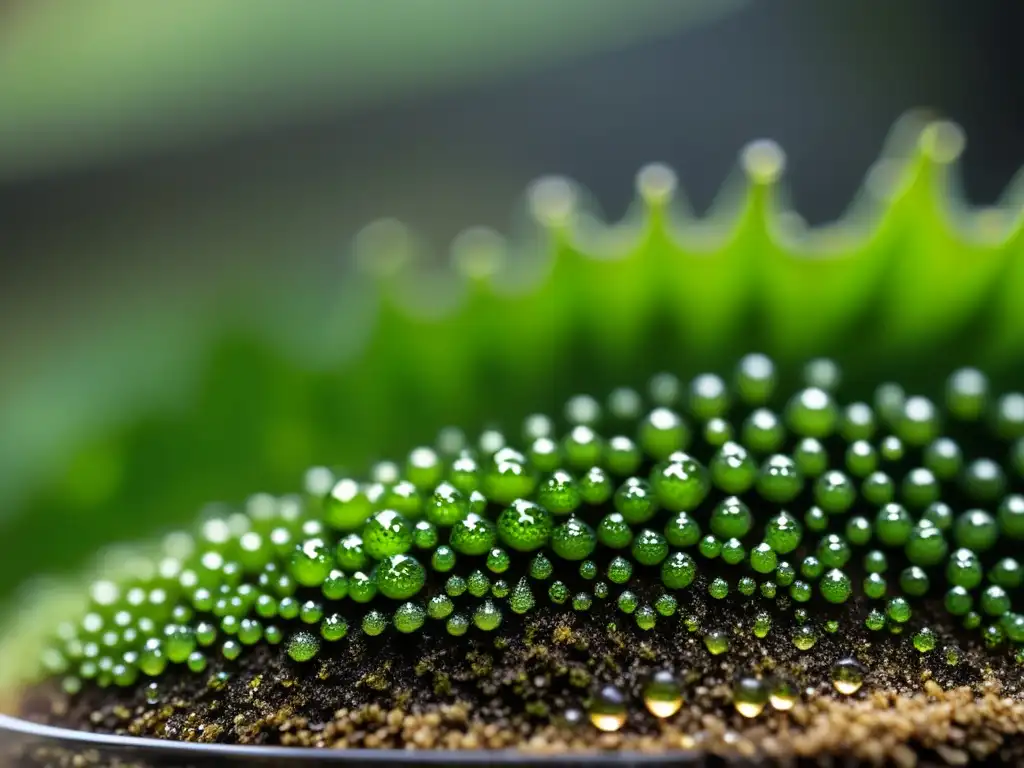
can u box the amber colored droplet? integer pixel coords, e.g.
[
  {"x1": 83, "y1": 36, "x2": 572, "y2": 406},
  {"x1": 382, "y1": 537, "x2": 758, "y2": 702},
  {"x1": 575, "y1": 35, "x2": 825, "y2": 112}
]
[
  {"x1": 769, "y1": 677, "x2": 798, "y2": 711},
  {"x1": 589, "y1": 684, "x2": 628, "y2": 732},
  {"x1": 733, "y1": 677, "x2": 769, "y2": 718},
  {"x1": 831, "y1": 657, "x2": 866, "y2": 695},
  {"x1": 643, "y1": 670, "x2": 683, "y2": 718}
]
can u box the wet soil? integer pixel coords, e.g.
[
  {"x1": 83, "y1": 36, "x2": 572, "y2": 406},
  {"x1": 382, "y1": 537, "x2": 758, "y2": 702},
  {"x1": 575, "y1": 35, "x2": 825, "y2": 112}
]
[{"x1": 14, "y1": 586, "x2": 1024, "y2": 765}]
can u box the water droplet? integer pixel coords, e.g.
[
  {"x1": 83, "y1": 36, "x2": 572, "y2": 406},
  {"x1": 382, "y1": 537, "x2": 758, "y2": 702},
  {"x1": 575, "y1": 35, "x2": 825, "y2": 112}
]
[
  {"x1": 791, "y1": 624, "x2": 818, "y2": 651},
  {"x1": 831, "y1": 658, "x2": 866, "y2": 695},
  {"x1": 945, "y1": 645, "x2": 961, "y2": 667},
  {"x1": 770, "y1": 677, "x2": 799, "y2": 711},
  {"x1": 528, "y1": 176, "x2": 577, "y2": 227},
  {"x1": 733, "y1": 677, "x2": 769, "y2": 718},
  {"x1": 703, "y1": 629, "x2": 730, "y2": 656},
  {"x1": 588, "y1": 684, "x2": 628, "y2": 732},
  {"x1": 643, "y1": 670, "x2": 683, "y2": 718},
  {"x1": 636, "y1": 163, "x2": 677, "y2": 204},
  {"x1": 919, "y1": 120, "x2": 965, "y2": 164},
  {"x1": 741, "y1": 140, "x2": 786, "y2": 184},
  {"x1": 752, "y1": 611, "x2": 772, "y2": 638}
]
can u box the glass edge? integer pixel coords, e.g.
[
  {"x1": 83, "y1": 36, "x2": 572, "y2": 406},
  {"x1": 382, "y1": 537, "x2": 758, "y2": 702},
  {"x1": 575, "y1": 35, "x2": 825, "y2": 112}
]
[{"x1": 0, "y1": 713, "x2": 703, "y2": 765}]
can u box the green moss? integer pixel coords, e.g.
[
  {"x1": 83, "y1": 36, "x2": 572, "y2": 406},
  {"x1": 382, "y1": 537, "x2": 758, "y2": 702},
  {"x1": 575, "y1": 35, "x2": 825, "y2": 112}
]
[{"x1": 32, "y1": 355, "x2": 1024, "y2": 697}]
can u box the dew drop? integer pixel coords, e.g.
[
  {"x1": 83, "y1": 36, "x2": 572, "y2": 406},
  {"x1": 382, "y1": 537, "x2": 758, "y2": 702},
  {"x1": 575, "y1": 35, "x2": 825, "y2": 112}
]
[
  {"x1": 945, "y1": 645, "x2": 961, "y2": 667},
  {"x1": 703, "y1": 629, "x2": 730, "y2": 656},
  {"x1": 770, "y1": 677, "x2": 799, "y2": 711},
  {"x1": 643, "y1": 670, "x2": 683, "y2": 718},
  {"x1": 528, "y1": 176, "x2": 577, "y2": 227},
  {"x1": 791, "y1": 624, "x2": 818, "y2": 651},
  {"x1": 588, "y1": 684, "x2": 628, "y2": 732},
  {"x1": 636, "y1": 163, "x2": 677, "y2": 204},
  {"x1": 741, "y1": 140, "x2": 786, "y2": 184},
  {"x1": 733, "y1": 677, "x2": 769, "y2": 718},
  {"x1": 831, "y1": 658, "x2": 866, "y2": 695}
]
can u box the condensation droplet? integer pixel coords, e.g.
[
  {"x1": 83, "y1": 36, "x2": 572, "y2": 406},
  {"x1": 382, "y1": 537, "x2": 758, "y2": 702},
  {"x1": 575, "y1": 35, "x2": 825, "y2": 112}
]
[
  {"x1": 919, "y1": 120, "x2": 965, "y2": 164},
  {"x1": 741, "y1": 140, "x2": 786, "y2": 184},
  {"x1": 528, "y1": 176, "x2": 577, "y2": 227},
  {"x1": 770, "y1": 677, "x2": 799, "y2": 711},
  {"x1": 636, "y1": 163, "x2": 677, "y2": 205},
  {"x1": 588, "y1": 684, "x2": 628, "y2": 732},
  {"x1": 643, "y1": 670, "x2": 683, "y2": 719},
  {"x1": 733, "y1": 677, "x2": 769, "y2": 718},
  {"x1": 831, "y1": 657, "x2": 866, "y2": 695}
]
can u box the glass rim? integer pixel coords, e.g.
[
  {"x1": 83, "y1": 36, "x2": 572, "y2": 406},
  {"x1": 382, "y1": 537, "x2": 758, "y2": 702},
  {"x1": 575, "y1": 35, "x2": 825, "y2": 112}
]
[{"x1": 0, "y1": 713, "x2": 699, "y2": 765}]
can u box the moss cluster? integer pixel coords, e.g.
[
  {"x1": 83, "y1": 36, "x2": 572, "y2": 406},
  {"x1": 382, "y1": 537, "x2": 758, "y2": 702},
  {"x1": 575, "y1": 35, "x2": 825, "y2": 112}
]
[{"x1": 36, "y1": 357, "x2": 1024, "y2": 714}]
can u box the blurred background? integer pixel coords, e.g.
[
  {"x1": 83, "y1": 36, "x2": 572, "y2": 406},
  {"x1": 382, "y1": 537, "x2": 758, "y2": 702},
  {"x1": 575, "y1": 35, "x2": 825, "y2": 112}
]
[{"x1": 0, "y1": 0, "x2": 1022, "y2": 610}]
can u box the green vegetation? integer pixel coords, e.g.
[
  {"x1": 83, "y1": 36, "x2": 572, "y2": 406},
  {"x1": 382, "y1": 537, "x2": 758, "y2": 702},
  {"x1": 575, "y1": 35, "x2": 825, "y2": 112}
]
[
  {"x1": 3, "y1": 120, "x2": 1024, "y2": 701},
  {"x1": 28, "y1": 357, "x2": 1024, "y2": 697}
]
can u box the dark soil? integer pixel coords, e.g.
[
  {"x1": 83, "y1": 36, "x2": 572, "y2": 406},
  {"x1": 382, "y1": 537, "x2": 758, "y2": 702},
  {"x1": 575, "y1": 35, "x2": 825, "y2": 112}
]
[{"x1": 12, "y1": 582, "x2": 1024, "y2": 766}]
